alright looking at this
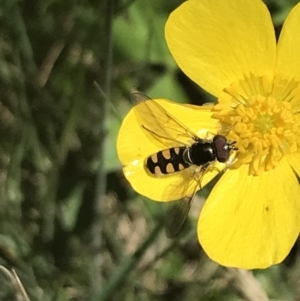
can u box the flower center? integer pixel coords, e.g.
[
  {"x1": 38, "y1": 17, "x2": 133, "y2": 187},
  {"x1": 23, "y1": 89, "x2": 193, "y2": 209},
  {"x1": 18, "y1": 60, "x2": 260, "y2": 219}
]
[
  {"x1": 254, "y1": 114, "x2": 275, "y2": 134},
  {"x1": 213, "y1": 75, "x2": 300, "y2": 175}
]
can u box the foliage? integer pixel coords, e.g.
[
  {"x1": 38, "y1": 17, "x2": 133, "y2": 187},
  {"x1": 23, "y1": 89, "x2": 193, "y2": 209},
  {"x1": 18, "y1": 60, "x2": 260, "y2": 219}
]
[{"x1": 0, "y1": 0, "x2": 300, "y2": 300}]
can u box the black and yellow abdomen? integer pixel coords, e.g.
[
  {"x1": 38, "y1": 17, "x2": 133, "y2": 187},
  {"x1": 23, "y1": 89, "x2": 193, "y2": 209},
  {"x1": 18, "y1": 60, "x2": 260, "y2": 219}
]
[
  {"x1": 146, "y1": 147, "x2": 189, "y2": 175},
  {"x1": 145, "y1": 136, "x2": 236, "y2": 176}
]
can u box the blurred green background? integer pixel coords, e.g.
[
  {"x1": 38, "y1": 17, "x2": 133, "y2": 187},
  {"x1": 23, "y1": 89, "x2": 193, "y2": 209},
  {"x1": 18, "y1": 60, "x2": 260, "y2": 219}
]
[{"x1": 1, "y1": 0, "x2": 300, "y2": 300}]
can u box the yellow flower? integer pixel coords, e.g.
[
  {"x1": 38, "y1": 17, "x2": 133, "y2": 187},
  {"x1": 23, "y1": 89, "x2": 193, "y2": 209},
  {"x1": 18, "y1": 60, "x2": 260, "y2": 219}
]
[{"x1": 117, "y1": 0, "x2": 300, "y2": 269}]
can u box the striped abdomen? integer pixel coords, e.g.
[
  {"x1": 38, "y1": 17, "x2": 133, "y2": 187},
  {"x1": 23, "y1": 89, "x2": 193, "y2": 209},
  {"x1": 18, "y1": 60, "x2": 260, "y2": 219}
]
[{"x1": 146, "y1": 147, "x2": 189, "y2": 175}]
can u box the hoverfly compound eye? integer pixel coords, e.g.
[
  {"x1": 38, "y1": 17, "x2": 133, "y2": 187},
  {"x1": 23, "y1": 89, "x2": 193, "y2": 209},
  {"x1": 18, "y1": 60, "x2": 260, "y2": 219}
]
[{"x1": 213, "y1": 135, "x2": 235, "y2": 163}]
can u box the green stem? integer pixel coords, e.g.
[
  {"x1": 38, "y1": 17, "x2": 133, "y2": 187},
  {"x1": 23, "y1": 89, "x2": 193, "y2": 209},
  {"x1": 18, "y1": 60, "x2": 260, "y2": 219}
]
[
  {"x1": 94, "y1": 221, "x2": 164, "y2": 301},
  {"x1": 90, "y1": 0, "x2": 114, "y2": 292}
]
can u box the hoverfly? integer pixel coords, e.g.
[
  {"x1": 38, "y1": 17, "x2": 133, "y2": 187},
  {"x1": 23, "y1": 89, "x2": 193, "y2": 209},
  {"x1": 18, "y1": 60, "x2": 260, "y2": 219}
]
[{"x1": 131, "y1": 92, "x2": 237, "y2": 238}]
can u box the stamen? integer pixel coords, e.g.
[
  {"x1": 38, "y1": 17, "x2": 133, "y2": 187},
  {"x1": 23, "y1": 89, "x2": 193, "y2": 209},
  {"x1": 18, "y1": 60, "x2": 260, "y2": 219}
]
[{"x1": 214, "y1": 75, "x2": 300, "y2": 175}]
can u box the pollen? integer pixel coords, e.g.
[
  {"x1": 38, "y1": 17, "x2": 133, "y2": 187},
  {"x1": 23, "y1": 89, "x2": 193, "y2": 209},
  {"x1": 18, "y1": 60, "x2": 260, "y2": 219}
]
[{"x1": 213, "y1": 75, "x2": 300, "y2": 175}]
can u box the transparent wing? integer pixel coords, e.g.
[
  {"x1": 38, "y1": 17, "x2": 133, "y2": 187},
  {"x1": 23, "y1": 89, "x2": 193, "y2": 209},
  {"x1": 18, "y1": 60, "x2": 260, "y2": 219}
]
[
  {"x1": 163, "y1": 164, "x2": 208, "y2": 237},
  {"x1": 163, "y1": 169, "x2": 202, "y2": 238},
  {"x1": 165, "y1": 194, "x2": 196, "y2": 238},
  {"x1": 131, "y1": 92, "x2": 150, "y2": 102},
  {"x1": 131, "y1": 92, "x2": 199, "y2": 147}
]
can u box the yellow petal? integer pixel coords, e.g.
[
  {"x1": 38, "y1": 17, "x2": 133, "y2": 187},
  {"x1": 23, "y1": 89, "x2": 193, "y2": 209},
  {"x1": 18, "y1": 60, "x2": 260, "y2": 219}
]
[
  {"x1": 276, "y1": 2, "x2": 300, "y2": 82},
  {"x1": 198, "y1": 159, "x2": 300, "y2": 269},
  {"x1": 117, "y1": 99, "x2": 224, "y2": 201},
  {"x1": 286, "y1": 153, "x2": 300, "y2": 177},
  {"x1": 165, "y1": 0, "x2": 276, "y2": 97},
  {"x1": 123, "y1": 159, "x2": 225, "y2": 201}
]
